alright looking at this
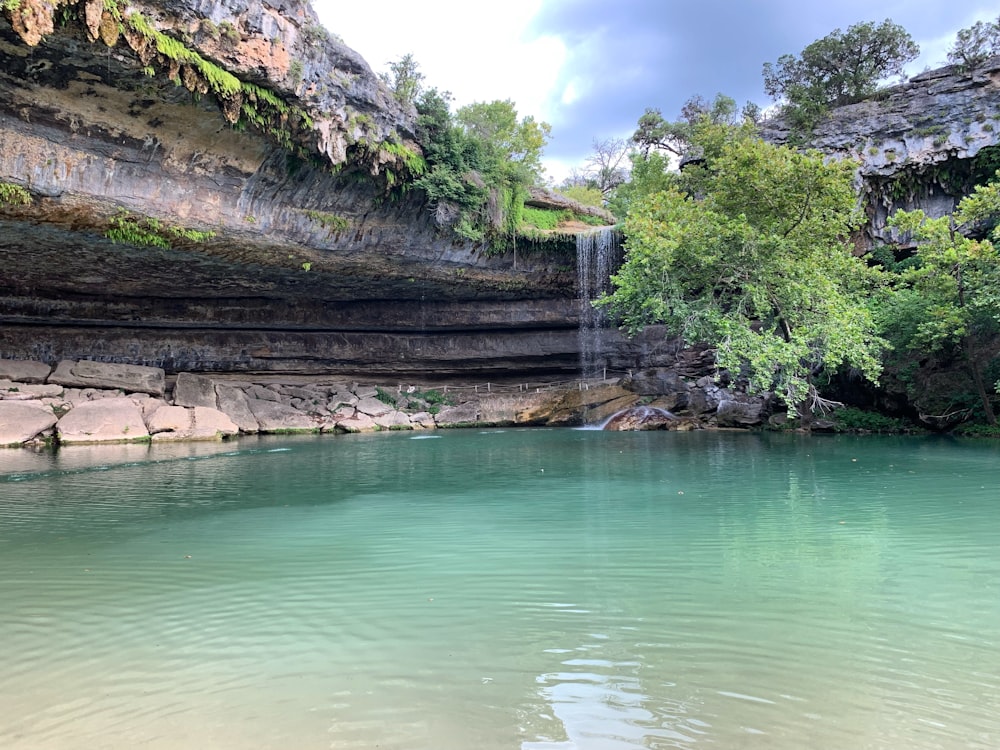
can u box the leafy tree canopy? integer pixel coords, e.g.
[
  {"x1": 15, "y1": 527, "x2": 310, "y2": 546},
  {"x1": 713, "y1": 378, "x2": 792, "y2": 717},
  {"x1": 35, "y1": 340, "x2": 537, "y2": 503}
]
[
  {"x1": 600, "y1": 126, "x2": 886, "y2": 412},
  {"x1": 612, "y1": 94, "x2": 758, "y2": 218},
  {"x1": 456, "y1": 99, "x2": 551, "y2": 183},
  {"x1": 763, "y1": 19, "x2": 918, "y2": 131},
  {"x1": 379, "y1": 53, "x2": 553, "y2": 244},
  {"x1": 632, "y1": 93, "x2": 748, "y2": 158},
  {"x1": 410, "y1": 85, "x2": 550, "y2": 243}
]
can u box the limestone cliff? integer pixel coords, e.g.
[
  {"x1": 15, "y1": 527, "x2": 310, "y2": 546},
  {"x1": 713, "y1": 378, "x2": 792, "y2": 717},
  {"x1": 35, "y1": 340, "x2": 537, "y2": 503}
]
[
  {"x1": 0, "y1": 0, "x2": 605, "y2": 376},
  {"x1": 762, "y1": 57, "x2": 1000, "y2": 246}
]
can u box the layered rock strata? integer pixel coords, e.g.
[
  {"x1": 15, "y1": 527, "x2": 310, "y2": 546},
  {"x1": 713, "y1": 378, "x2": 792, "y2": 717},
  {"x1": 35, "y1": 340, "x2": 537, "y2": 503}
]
[{"x1": 0, "y1": 1, "x2": 608, "y2": 377}]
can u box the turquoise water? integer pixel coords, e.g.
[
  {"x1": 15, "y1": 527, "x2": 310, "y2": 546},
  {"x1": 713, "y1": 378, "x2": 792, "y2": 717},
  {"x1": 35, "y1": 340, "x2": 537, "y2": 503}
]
[{"x1": 1, "y1": 430, "x2": 998, "y2": 749}]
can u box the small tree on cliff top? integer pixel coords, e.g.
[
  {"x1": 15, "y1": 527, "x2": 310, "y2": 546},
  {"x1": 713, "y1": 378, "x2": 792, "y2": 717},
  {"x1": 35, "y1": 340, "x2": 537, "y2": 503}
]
[
  {"x1": 947, "y1": 16, "x2": 1000, "y2": 70},
  {"x1": 380, "y1": 53, "x2": 424, "y2": 107},
  {"x1": 763, "y1": 19, "x2": 918, "y2": 131}
]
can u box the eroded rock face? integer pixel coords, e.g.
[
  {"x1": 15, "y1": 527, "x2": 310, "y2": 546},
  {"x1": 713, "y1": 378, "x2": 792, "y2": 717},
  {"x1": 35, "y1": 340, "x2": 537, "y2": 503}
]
[
  {"x1": 0, "y1": 2, "x2": 590, "y2": 377},
  {"x1": 762, "y1": 57, "x2": 1000, "y2": 246}
]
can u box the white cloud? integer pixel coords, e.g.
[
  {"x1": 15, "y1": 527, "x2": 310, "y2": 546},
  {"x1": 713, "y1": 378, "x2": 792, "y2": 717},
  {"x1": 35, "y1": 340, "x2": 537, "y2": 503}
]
[
  {"x1": 560, "y1": 80, "x2": 580, "y2": 106},
  {"x1": 312, "y1": 0, "x2": 566, "y2": 121}
]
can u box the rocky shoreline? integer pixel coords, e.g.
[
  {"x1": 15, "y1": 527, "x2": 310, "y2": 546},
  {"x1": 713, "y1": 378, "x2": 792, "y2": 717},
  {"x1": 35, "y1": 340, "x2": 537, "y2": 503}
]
[{"x1": 0, "y1": 358, "x2": 784, "y2": 448}]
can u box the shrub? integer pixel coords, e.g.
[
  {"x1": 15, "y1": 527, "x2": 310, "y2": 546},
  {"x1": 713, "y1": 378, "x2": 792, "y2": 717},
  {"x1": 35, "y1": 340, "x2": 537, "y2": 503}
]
[{"x1": 832, "y1": 407, "x2": 918, "y2": 433}]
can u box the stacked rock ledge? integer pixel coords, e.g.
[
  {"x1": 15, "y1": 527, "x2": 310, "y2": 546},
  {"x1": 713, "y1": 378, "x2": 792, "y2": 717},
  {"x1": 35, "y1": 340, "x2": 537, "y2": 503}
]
[{"x1": 0, "y1": 358, "x2": 784, "y2": 448}]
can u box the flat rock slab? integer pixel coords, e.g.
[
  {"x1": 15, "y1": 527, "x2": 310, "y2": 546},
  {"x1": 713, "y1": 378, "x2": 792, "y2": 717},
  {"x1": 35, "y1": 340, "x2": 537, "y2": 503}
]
[
  {"x1": 49, "y1": 360, "x2": 165, "y2": 397},
  {"x1": 0, "y1": 401, "x2": 58, "y2": 446},
  {"x1": 246, "y1": 399, "x2": 317, "y2": 433},
  {"x1": 0, "y1": 359, "x2": 52, "y2": 383},
  {"x1": 56, "y1": 399, "x2": 150, "y2": 444},
  {"x1": 0, "y1": 380, "x2": 64, "y2": 399}
]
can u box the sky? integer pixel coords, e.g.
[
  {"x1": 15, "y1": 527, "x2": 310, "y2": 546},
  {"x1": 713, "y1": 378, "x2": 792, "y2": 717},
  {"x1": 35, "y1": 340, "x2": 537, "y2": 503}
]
[{"x1": 312, "y1": 1, "x2": 998, "y2": 183}]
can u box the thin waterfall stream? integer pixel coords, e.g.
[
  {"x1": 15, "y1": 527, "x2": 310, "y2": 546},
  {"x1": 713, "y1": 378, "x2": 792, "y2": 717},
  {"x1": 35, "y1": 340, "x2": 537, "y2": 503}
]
[{"x1": 576, "y1": 227, "x2": 622, "y2": 382}]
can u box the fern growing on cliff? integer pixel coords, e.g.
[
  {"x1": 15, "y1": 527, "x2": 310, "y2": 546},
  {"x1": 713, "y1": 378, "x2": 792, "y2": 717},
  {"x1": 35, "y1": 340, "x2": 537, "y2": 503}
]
[
  {"x1": 0, "y1": 182, "x2": 31, "y2": 206},
  {"x1": 105, "y1": 210, "x2": 215, "y2": 249}
]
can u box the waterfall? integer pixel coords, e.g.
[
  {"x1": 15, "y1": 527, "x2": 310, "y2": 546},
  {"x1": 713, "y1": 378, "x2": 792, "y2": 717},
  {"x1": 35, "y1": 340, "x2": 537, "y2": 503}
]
[{"x1": 576, "y1": 227, "x2": 622, "y2": 381}]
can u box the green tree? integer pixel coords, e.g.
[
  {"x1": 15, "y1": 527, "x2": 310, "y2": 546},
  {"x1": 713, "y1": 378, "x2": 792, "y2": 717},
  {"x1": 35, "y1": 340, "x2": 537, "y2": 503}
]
[
  {"x1": 456, "y1": 99, "x2": 551, "y2": 182},
  {"x1": 632, "y1": 93, "x2": 742, "y2": 158},
  {"x1": 600, "y1": 129, "x2": 885, "y2": 414},
  {"x1": 947, "y1": 16, "x2": 1000, "y2": 69},
  {"x1": 379, "y1": 53, "x2": 424, "y2": 106},
  {"x1": 606, "y1": 151, "x2": 675, "y2": 219},
  {"x1": 885, "y1": 178, "x2": 1000, "y2": 423},
  {"x1": 614, "y1": 94, "x2": 756, "y2": 218},
  {"x1": 412, "y1": 91, "x2": 549, "y2": 243},
  {"x1": 763, "y1": 20, "x2": 918, "y2": 131}
]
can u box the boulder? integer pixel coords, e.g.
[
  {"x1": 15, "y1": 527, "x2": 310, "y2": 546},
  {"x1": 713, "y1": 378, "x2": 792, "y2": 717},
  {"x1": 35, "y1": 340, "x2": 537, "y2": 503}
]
[
  {"x1": 56, "y1": 399, "x2": 150, "y2": 444},
  {"x1": 355, "y1": 395, "x2": 395, "y2": 418},
  {"x1": 328, "y1": 395, "x2": 359, "y2": 410},
  {"x1": 192, "y1": 407, "x2": 239, "y2": 439},
  {"x1": 602, "y1": 406, "x2": 678, "y2": 431},
  {"x1": 135, "y1": 397, "x2": 168, "y2": 420},
  {"x1": 0, "y1": 401, "x2": 58, "y2": 446},
  {"x1": 247, "y1": 384, "x2": 283, "y2": 403},
  {"x1": 246, "y1": 399, "x2": 317, "y2": 432},
  {"x1": 147, "y1": 405, "x2": 238, "y2": 441},
  {"x1": 0, "y1": 359, "x2": 52, "y2": 384},
  {"x1": 716, "y1": 399, "x2": 765, "y2": 427},
  {"x1": 686, "y1": 377, "x2": 728, "y2": 415},
  {"x1": 353, "y1": 385, "x2": 379, "y2": 399},
  {"x1": 172, "y1": 372, "x2": 219, "y2": 408},
  {"x1": 408, "y1": 411, "x2": 437, "y2": 429},
  {"x1": 216, "y1": 385, "x2": 259, "y2": 433},
  {"x1": 333, "y1": 412, "x2": 377, "y2": 433},
  {"x1": 49, "y1": 360, "x2": 165, "y2": 396},
  {"x1": 374, "y1": 411, "x2": 413, "y2": 430},
  {"x1": 146, "y1": 405, "x2": 191, "y2": 434}
]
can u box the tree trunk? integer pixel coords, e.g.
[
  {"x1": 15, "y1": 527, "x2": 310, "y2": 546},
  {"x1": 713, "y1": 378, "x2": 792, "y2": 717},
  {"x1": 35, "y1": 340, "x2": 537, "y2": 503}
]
[{"x1": 964, "y1": 337, "x2": 997, "y2": 425}]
